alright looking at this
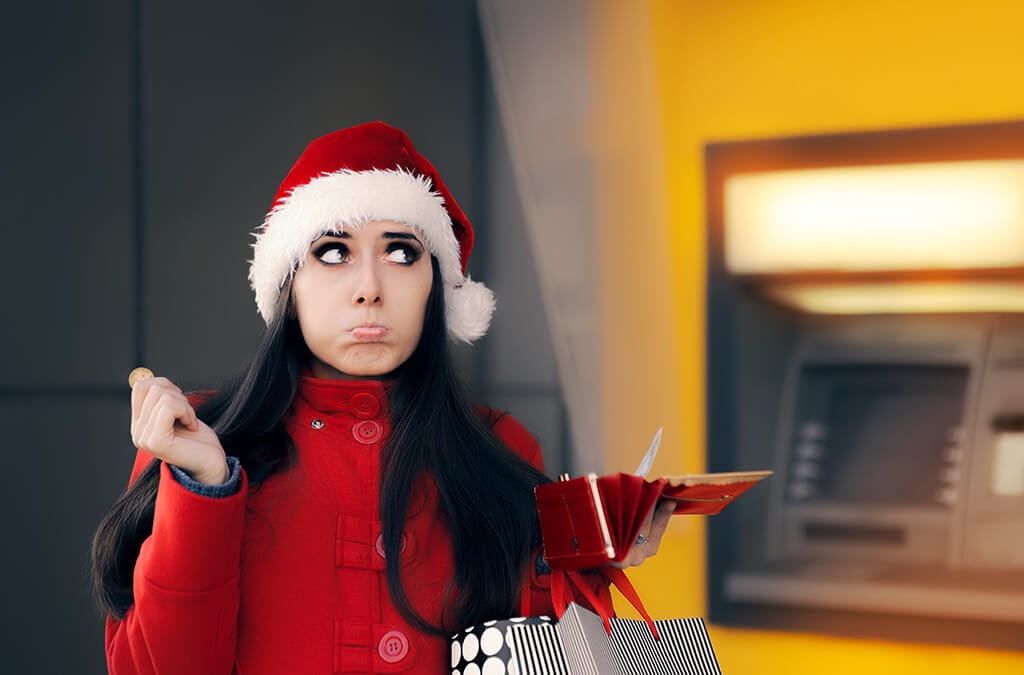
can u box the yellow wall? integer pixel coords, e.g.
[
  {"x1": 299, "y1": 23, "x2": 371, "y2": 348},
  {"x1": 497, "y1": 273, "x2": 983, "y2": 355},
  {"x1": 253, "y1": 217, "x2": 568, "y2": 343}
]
[{"x1": 590, "y1": 0, "x2": 1024, "y2": 672}]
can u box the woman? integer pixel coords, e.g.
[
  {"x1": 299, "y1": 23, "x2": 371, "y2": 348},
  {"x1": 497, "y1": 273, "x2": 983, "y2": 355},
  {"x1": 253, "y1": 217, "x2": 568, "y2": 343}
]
[{"x1": 91, "y1": 121, "x2": 673, "y2": 674}]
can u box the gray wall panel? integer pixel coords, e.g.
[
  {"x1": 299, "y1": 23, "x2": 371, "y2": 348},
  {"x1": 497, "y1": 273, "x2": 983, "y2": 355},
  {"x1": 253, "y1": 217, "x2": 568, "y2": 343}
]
[
  {"x1": 483, "y1": 106, "x2": 559, "y2": 387},
  {"x1": 1, "y1": 396, "x2": 132, "y2": 675},
  {"x1": 1, "y1": 1, "x2": 135, "y2": 389},
  {"x1": 486, "y1": 392, "x2": 569, "y2": 478},
  {"x1": 473, "y1": 66, "x2": 571, "y2": 475}
]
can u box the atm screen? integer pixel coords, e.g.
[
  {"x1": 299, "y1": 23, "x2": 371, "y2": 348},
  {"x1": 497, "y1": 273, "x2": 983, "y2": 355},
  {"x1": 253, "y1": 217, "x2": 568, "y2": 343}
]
[{"x1": 788, "y1": 365, "x2": 969, "y2": 507}]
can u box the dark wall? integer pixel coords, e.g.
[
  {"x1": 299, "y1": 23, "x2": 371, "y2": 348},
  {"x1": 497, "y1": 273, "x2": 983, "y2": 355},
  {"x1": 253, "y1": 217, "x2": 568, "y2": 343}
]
[{"x1": 1, "y1": 1, "x2": 485, "y2": 672}]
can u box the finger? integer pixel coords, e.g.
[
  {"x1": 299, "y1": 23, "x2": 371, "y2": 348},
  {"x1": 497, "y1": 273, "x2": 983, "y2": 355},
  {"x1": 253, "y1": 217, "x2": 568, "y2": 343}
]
[
  {"x1": 176, "y1": 391, "x2": 199, "y2": 432},
  {"x1": 642, "y1": 503, "x2": 657, "y2": 529},
  {"x1": 648, "y1": 501, "x2": 675, "y2": 537},
  {"x1": 164, "y1": 382, "x2": 199, "y2": 431},
  {"x1": 628, "y1": 502, "x2": 675, "y2": 565},
  {"x1": 178, "y1": 390, "x2": 199, "y2": 432},
  {"x1": 134, "y1": 383, "x2": 164, "y2": 446},
  {"x1": 653, "y1": 500, "x2": 675, "y2": 528},
  {"x1": 128, "y1": 366, "x2": 154, "y2": 434},
  {"x1": 637, "y1": 500, "x2": 671, "y2": 542},
  {"x1": 135, "y1": 385, "x2": 190, "y2": 449},
  {"x1": 158, "y1": 388, "x2": 195, "y2": 431},
  {"x1": 132, "y1": 375, "x2": 178, "y2": 398},
  {"x1": 131, "y1": 377, "x2": 180, "y2": 430},
  {"x1": 130, "y1": 376, "x2": 155, "y2": 436},
  {"x1": 645, "y1": 502, "x2": 674, "y2": 550},
  {"x1": 131, "y1": 381, "x2": 153, "y2": 445},
  {"x1": 630, "y1": 547, "x2": 649, "y2": 567},
  {"x1": 138, "y1": 393, "x2": 194, "y2": 454},
  {"x1": 136, "y1": 402, "x2": 177, "y2": 454}
]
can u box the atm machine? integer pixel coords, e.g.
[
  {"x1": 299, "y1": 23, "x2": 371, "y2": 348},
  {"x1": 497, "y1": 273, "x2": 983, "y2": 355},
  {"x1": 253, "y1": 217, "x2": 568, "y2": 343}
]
[{"x1": 704, "y1": 121, "x2": 1024, "y2": 650}]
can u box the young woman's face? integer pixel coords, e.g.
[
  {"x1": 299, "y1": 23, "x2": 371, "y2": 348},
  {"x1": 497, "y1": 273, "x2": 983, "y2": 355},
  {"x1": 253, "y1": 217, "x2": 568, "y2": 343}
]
[{"x1": 292, "y1": 220, "x2": 433, "y2": 379}]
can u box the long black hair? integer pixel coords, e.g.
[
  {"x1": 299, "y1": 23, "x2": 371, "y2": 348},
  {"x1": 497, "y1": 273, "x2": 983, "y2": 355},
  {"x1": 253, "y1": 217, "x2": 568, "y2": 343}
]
[
  {"x1": 381, "y1": 257, "x2": 550, "y2": 634},
  {"x1": 91, "y1": 256, "x2": 550, "y2": 633}
]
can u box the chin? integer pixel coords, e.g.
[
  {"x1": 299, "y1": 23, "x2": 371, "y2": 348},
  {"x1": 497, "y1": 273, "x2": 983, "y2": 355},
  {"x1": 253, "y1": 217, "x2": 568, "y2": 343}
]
[
  {"x1": 341, "y1": 364, "x2": 395, "y2": 379},
  {"x1": 313, "y1": 346, "x2": 403, "y2": 379}
]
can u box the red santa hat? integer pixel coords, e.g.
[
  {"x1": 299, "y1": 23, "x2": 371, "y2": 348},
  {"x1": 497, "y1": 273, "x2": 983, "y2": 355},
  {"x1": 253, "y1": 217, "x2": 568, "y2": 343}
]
[{"x1": 249, "y1": 121, "x2": 495, "y2": 343}]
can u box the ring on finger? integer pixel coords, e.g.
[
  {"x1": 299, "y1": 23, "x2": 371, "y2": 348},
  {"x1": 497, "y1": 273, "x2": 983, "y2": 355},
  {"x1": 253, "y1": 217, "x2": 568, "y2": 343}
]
[{"x1": 634, "y1": 533, "x2": 648, "y2": 547}]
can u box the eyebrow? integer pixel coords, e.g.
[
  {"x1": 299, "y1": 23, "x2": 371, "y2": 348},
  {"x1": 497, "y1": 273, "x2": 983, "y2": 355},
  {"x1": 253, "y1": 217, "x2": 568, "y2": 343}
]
[
  {"x1": 383, "y1": 232, "x2": 422, "y2": 243},
  {"x1": 320, "y1": 230, "x2": 423, "y2": 244}
]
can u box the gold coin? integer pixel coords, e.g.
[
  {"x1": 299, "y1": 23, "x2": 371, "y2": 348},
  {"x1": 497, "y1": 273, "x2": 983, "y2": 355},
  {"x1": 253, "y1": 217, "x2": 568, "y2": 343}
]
[{"x1": 128, "y1": 367, "x2": 154, "y2": 388}]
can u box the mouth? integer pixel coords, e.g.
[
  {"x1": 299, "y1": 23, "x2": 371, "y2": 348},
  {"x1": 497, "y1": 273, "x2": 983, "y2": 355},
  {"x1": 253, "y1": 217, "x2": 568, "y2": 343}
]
[{"x1": 349, "y1": 324, "x2": 390, "y2": 342}]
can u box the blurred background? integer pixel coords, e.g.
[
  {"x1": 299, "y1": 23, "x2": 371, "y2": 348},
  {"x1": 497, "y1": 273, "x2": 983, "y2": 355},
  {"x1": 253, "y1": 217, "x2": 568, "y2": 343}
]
[{"x1": 3, "y1": 0, "x2": 1024, "y2": 672}]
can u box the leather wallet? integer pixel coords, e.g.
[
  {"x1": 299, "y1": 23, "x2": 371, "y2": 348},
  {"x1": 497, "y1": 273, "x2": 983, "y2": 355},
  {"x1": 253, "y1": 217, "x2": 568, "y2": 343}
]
[{"x1": 534, "y1": 470, "x2": 771, "y2": 570}]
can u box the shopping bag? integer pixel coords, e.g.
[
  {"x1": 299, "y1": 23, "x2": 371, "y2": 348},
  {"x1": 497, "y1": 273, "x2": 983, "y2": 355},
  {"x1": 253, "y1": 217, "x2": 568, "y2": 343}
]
[
  {"x1": 451, "y1": 615, "x2": 568, "y2": 675},
  {"x1": 450, "y1": 602, "x2": 722, "y2": 675}
]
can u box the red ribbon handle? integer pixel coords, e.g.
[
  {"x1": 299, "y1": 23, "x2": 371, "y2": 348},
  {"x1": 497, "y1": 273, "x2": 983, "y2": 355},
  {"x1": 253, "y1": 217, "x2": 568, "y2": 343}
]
[{"x1": 548, "y1": 567, "x2": 660, "y2": 640}]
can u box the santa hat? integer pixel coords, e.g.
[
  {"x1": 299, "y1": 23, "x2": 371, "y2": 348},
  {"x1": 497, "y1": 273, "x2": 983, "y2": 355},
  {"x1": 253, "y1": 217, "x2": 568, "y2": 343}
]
[{"x1": 249, "y1": 121, "x2": 495, "y2": 343}]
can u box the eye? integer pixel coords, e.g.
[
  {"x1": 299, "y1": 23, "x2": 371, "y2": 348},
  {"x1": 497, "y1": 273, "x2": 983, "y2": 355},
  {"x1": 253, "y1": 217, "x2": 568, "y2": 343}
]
[
  {"x1": 314, "y1": 242, "x2": 350, "y2": 265},
  {"x1": 384, "y1": 243, "x2": 423, "y2": 266}
]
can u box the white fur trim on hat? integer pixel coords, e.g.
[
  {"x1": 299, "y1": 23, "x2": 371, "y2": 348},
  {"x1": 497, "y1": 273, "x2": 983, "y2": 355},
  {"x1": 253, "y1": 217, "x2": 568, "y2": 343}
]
[{"x1": 248, "y1": 168, "x2": 493, "y2": 342}]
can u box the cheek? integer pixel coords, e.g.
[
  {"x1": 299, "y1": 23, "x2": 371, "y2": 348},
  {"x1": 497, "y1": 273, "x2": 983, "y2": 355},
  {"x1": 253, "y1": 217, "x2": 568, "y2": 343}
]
[
  {"x1": 292, "y1": 270, "x2": 340, "y2": 335},
  {"x1": 413, "y1": 274, "x2": 433, "y2": 319},
  {"x1": 399, "y1": 275, "x2": 432, "y2": 340},
  {"x1": 291, "y1": 277, "x2": 315, "y2": 327}
]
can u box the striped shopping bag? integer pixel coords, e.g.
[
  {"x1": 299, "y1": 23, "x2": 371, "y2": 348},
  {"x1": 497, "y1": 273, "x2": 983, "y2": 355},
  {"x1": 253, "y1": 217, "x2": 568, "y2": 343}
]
[{"x1": 450, "y1": 603, "x2": 722, "y2": 675}]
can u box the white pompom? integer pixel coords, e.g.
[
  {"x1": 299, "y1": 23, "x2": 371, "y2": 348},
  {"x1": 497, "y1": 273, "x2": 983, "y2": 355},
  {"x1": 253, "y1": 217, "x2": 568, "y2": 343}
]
[{"x1": 446, "y1": 277, "x2": 496, "y2": 343}]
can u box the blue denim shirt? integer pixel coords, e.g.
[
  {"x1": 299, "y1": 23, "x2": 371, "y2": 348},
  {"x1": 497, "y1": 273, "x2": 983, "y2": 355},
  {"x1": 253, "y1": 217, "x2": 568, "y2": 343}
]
[{"x1": 168, "y1": 456, "x2": 241, "y2": 497}]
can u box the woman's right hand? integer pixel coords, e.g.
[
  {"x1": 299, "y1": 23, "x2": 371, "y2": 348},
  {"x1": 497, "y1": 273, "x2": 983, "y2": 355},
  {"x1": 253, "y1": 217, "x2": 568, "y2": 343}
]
[{"x1": 130, "y1": 376, "x2": 228, "y2": 485}]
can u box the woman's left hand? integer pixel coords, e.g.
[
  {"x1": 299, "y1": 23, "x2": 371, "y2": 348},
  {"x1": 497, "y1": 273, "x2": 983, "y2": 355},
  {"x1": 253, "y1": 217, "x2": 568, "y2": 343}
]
[{"x1": 610, "y1": 500, "x2": 676, "y2": 568}]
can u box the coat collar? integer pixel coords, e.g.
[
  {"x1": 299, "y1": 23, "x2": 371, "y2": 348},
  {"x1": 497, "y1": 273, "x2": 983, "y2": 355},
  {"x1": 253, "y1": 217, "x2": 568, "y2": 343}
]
[{"x1": 297, "y1": 372, "x2": 391, "y2": 416}]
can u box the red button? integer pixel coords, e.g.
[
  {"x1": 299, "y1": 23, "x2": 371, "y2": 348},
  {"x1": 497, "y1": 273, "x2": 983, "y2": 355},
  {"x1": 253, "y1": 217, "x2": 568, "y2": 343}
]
[
  {"x1": 352, "y1": 420, "x2": 383, "y2": 444},
  {"x1": 378, "y1": 630, "x2": 409, "y2": 663},
  {"x1": 375, "y1": 533, "x2": 408, "y2": 559},
  {"x1": 350, "y1": 392, "x2": 381, "y2": 419}
]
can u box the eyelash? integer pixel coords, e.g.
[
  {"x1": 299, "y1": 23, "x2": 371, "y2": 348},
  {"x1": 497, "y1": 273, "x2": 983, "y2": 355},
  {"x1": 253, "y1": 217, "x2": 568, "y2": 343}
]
[
  {"x1": 312, "y1": 241, "x2": 423, "y2": 266},
  {"x1": 313, "y1": 242, "x2": 350, "y2": 265},
  {"x1": 386, "y1": 242, "x2": 423, "y2": 265}
]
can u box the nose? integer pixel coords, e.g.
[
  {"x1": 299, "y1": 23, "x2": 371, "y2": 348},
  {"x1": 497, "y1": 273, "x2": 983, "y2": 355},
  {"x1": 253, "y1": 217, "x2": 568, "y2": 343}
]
[{"x1": 352, "y1": 261, "x2": 382, "y2": 306}]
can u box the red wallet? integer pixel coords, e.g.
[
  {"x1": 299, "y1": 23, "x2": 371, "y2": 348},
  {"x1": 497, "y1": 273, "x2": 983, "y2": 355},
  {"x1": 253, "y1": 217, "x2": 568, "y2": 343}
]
[{"x1": 534, "y1": 471, "x2": 771, "y2": 570}]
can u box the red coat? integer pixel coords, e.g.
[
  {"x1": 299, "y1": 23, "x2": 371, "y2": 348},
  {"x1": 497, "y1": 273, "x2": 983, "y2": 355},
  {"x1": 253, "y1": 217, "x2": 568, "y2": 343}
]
[{"x1": 106, "y1": 375, "x2": 605, "y2": 674}]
